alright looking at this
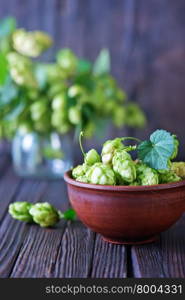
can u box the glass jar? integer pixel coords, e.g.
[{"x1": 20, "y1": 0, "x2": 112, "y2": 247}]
[{"x1": 12, "y1": 131, "x2": 73, "y2": 179}]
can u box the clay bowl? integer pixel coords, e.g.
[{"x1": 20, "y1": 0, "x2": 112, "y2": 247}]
[{"x1": 64, "y1": 170, "x2": 185, "y2": 245}]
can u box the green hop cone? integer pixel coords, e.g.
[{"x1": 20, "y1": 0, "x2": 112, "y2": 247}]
[
  {"x1": 57, "y1": 48, "x2": 77, "y2": 74},
  {"x1": 51, "y1": 110, "x2": 71, "y2": 134},
  {"x1": 76, "y1": 175, "x2": 89, "y2": 183},
  {"x1": 68, "y1": 85, "x2": 84, "y2": 98},
  {"x1": 112, "y1": 150, "x2": 136, "y2": 183},
  {"x1": 86, "y1": 162, "x2": 116, "y2": 185},
  {"x1": 136, "y1": 163, "x2": 159, "y2": 186},
  {"x1": 9, "y1": 202, "x2": 33, "y2": 222},
  {"x1": 101, "y1": 138, "x2": 125, "y2": 165},
  {"x1": 46, "y1": 64, "x2": 67, "y2": 82},
  {"x1": 30, "y1": 100, "x2": 48, "y2": 121},
  {"x1": 158, "y1": 170, "x2": 181, "y2": 184},
  {"x1": 125, "y1": 103, "x2": 146, "y2": 128},
  {"x1": 52, "y1": 94, "x2": 66, "y2": 110},
  {"x1": 7, "y1": 52, "x2": 37, "y2": 87},
  {"x1": 68, "y1": 106, "x2": 81, "y2": 125},
  {"x1": 85, "y1": 149, "x2": 101, "y2": 166},
  {"x1": 13, "y1": 29, "x2": 52, "y2": 57},
  {"x1": 171, "y1": 162, "x2": 185, "y2": 179},
  {"x1": 72, "y1": 164, "x2": 89, "y2": 179},
  {"x1": 29, "y1": 202, "x2": 60, "y2": 227},
  {"x1": 112, "y1": 106, "x2": 126, "y2": 127}
]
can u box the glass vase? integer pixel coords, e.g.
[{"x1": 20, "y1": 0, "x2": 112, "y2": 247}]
[{"x1": 12, "y1": 131, "x2": 73, "y2": 179}]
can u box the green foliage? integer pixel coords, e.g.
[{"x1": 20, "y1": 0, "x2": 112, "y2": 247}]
[
  {"x1": 138, "y1": 130, "x2": 176, "y2": 170},
  {"x1": 59, "y1": 208, "x2": 76, "y2": 221},
  {"x1": 93, "y1": 48, "x2": 110, "y2": 75},
  {"x1": 0, "y1": 53, "x2": 8, "y2": 85},
  {"x1": 0, "y1": 17, "x2": 16, "y2": 38},
  {"x1": 0, "y1": 17, "x2": 146, "y2": 140}
]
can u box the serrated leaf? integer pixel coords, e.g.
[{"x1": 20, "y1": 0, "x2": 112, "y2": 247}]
[
  {"x1": 138, "y1": 129, "x2": 175, "y2": 170},
  {"x1": 93, "y1": 48, "x2": 110, "y2": 75},
  {"x1": 0, "y1": 17, "x2": 16, "y2": 38}
]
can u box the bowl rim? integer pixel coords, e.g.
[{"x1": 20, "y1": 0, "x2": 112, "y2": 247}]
[{"x1": 64, "y1": 170, "x2": 185, "y2": 192}]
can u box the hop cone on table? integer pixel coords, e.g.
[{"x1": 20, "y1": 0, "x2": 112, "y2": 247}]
[
  {"x1": 29, "y1": 202, "x2": 60, "y2": 227},
  {"x1": 9, "y1": 202, "x2": 76, "y2": 227},
  {"x1": 9, "y1": 202, "x2": 33, "y2": 222}
]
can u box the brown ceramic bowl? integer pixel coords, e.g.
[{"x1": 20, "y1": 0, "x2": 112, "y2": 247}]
[{"x1": 64, "y1": 170, "x2": 185, "y2": 245}]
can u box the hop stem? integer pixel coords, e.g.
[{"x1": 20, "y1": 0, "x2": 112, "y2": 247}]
[{"x1": 79, "y1": 131, "x2": 86, "y2": 157}]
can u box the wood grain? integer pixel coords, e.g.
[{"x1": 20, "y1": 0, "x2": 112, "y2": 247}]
[
  {"x1": 10, "y1": 180, "x2": 70, "y2": 278},
  {"x1": 0, "y1": 179, "x2": 48, "y2": 277},
  {"x1": 53, "y1": 221, "x2": 95, "y2": 278},
  {"x1": 131, "y1": 215, "x2": 185, "y2": 278},
  {"x1": 0, "y1": 167, "x2": 21, "y2": 221},
  {"x1": 90, "y1": 234, "x2": 127, "y2": 278}
]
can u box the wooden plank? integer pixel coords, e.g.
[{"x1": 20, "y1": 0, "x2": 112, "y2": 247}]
[
  {"x1": 10, "y1": 224, "x2": 65, "y2": 278},
  {"x1": 53, "y1": 221, "x2": 95, "y2": 278},
  {"x1": 10, "y1": 181, "x2": 70, "y2": 278},
  {"x1": 90, "y1": 234, "x2": 127, "y2": 278},
  {"x1": 0, "y1": 166, "x2": 22, "y2": 221},
  {"x1": 131, "y1": 215, "x2": 185, "y2": 278},
  {"x1": 0, "y1": 179, "x2": 48, "y2": 277}
]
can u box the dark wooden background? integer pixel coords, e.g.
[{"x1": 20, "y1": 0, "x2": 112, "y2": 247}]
[{"x1": 1, "y1": 0, "x2": 185, "y2": 158}]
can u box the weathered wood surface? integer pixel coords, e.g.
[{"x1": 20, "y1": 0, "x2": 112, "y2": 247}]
[
  {"x1": 0, "y1": 161, "x2": 184, "y2": 278},
  {"x1": 0, "y1": 0, "x2": 185, "y2": 158},
  {"x1": 132, "y1": 216, "x2": 185, "y2": 278}
]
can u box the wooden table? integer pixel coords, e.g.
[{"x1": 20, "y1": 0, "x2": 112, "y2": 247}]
[{"x1": 0, "y1": 154, "x2": 185, "y2": 278}]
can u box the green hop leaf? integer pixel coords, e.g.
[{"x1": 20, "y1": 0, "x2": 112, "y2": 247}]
[
  {"x1": 93, "y1": 48, "x2": 110, "y2": 75},
  {"x1": 0, "y1": 76, "x2": 18, "y2": 107},
  {"x1": 59, "y1": 208, "x2": 76, "y2": 221},
  {"x1": 77, "y1": 59, "x2": 92, "y2": 73},
  {"x1": 138, "y1": 129, "x2": 175, "y2": 170},
  {"x1": 0, "y1": 17, "x2": 16, "y2": 38}
]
